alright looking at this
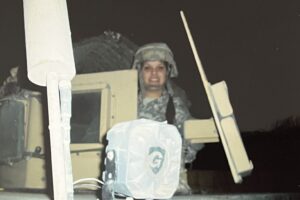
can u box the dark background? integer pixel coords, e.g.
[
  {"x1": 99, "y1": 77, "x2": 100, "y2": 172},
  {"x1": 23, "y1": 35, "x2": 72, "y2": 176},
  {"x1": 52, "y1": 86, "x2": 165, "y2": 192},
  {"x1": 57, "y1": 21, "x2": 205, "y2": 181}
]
[
  {"x1": 1, "y1": 0, "x2": 300, "y2": 194},
  {"x1": 1, "y1": 0, "x2": 300, "y2": 132}
]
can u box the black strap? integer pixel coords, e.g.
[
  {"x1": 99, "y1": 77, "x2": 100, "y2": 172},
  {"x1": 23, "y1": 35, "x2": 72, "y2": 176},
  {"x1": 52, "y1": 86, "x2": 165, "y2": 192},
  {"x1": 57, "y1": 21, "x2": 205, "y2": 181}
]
[{"x1": 166, "y1": 95, "x2": 175, "y2": 124}]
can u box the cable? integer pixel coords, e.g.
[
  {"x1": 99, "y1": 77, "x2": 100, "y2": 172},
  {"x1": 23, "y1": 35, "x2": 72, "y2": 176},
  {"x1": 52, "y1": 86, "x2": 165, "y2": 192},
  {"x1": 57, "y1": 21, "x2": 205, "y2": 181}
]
[
  {"x1": 73, "y1": 177, "x2": 104, "y2": 186},
  {"x1": 73, "y1": 178, "x2": 104, "y2": 192},
  {"x1": 73, "y1": 178, "x2": 130, "y2": 198}
]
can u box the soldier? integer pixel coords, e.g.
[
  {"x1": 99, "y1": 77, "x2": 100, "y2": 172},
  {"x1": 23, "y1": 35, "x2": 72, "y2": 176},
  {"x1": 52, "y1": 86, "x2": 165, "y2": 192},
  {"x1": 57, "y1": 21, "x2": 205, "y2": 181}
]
[{"x1": 132, "y1": 42, "x2": 204, "y2": 194}]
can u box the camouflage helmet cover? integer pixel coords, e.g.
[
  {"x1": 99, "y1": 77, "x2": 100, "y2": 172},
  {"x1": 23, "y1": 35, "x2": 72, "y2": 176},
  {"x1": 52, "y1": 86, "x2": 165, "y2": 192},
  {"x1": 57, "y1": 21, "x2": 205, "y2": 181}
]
[{"x1": 132, "y1": 43, "x2": 178, "y2": 78}]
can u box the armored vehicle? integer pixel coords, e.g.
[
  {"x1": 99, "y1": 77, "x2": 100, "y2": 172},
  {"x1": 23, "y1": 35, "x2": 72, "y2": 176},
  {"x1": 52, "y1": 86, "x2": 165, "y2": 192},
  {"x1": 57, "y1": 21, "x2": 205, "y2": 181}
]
[
  {"x1": 0, "y1": 3, "x2": 253, "y2": 198},
  {"x1": 0, "y1": 30, "x2": 253, "y2": 197}
]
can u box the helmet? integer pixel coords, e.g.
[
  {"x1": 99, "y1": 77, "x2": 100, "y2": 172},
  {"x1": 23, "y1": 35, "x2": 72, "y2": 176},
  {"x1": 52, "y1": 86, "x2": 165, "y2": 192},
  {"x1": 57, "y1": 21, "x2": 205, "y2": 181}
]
[{"x1": 132, "y1": 43, "x2": 178, "y2": 78}]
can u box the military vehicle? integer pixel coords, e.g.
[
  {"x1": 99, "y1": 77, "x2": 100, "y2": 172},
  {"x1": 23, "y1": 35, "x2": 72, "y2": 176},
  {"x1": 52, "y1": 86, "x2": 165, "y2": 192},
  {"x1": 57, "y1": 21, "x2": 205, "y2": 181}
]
[
  {"x1": 0, "y1": 27, "x2": 253, "y2": 200},
  {"x1": 0, "y1": 64, "x2": 252, "y2": 198},
  {"x1": 0, "y1": 2, "x2": 254, "y2": 199}
]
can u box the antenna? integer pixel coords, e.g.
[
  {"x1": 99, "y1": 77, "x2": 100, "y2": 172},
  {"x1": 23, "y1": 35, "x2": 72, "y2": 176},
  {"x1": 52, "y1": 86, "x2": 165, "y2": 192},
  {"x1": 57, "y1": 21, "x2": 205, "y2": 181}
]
[{"x1": 180, "y1": 10, "x2": 253, "y2": 183}]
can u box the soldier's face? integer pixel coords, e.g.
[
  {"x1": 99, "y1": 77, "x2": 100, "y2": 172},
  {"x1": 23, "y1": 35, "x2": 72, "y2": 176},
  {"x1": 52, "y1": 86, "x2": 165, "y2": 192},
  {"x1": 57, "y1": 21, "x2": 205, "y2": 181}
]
[{"x1": 142, "y1": 60, "x2": 167, "y2": 92}]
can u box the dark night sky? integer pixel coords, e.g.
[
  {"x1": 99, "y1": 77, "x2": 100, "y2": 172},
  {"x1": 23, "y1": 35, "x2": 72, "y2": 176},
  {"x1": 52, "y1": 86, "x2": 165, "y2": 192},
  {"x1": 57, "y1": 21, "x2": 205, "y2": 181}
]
[{"x1": 1, "y1": 0, "x2": 300, "y2": 131}]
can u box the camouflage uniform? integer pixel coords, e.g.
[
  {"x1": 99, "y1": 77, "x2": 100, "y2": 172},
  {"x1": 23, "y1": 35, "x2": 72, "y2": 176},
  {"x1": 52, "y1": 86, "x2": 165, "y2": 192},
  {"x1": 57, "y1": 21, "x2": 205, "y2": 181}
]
[
  {"x1": 133, "y1": 43, "x2": 194, "y2": 137},
  {"x1": 138, "y1": 89, "x2": 191, "y2": 134},
  {"x1": 133, "y1": 43, "x2": 202, "y2": 194}
]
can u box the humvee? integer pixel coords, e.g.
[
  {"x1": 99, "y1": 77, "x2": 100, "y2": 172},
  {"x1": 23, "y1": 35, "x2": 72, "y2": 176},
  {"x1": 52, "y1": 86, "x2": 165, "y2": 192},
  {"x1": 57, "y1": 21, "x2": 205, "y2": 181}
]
[
  {"x1": 0, "y1": 39, "x2": 252, "y2": 193},
  {"x1": 0, "y1": 2, "x2": 253, "y2": 199}
]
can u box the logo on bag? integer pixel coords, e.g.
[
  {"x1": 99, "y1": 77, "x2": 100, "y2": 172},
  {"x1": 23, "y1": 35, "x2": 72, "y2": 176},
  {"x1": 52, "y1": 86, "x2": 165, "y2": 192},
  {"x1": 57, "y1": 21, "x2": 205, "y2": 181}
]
[{"x1": 148, "y1": 146, "x2": 165, "y2": 174}]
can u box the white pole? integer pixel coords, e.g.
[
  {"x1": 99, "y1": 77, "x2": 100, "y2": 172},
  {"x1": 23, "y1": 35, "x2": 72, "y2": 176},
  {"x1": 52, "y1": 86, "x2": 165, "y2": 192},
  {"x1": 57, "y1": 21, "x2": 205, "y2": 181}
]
[
  {"x1": 23, "y1": 0, "x2": 76, "y2": 199},
  {"x1": 47, "y1": 73, "x2": 69, "y2": 199}
]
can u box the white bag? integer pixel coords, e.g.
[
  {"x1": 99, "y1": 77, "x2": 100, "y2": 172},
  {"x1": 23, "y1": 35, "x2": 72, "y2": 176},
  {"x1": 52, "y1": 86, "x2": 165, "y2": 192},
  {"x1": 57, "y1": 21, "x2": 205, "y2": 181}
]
[{"x1": 105, "y1": 118, "x2": 182, "y2": 199}]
